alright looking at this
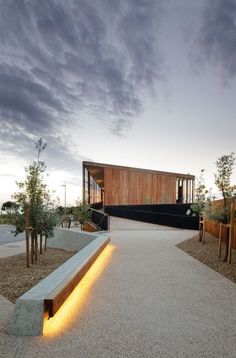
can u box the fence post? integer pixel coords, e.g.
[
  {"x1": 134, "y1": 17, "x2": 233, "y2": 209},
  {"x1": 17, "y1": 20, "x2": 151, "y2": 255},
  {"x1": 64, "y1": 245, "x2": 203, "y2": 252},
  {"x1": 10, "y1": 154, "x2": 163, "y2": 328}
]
[
  {"x1": 228, "y1": 198, "x2": 235, "y2": 264},
  {"x1": 218, "y1": 223, "x2": 222, "y2": 258}
]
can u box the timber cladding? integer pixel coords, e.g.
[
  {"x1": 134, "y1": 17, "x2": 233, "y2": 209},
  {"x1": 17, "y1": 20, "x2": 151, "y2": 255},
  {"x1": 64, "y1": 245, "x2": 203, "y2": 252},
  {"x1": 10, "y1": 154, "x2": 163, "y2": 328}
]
[
  {"x1": 83, "y1": 161, "x2": 195, "y2": 206},
  {"x1": 104, "y1": 167, "x2": 176, "y2": 205}
]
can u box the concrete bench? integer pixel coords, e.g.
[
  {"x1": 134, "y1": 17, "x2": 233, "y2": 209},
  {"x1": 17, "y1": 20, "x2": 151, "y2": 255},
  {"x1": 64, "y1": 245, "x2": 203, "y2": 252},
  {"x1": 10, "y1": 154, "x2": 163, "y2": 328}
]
[{"x1": 7, "y1": 234, "x2": 110, "y2": 336}]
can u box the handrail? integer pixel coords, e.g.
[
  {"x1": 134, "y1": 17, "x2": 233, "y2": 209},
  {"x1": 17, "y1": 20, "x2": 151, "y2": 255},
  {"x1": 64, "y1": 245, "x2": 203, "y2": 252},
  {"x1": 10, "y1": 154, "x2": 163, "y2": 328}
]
[{"x1": 89, "y1": 208, "x2": 110, "y2": 231}]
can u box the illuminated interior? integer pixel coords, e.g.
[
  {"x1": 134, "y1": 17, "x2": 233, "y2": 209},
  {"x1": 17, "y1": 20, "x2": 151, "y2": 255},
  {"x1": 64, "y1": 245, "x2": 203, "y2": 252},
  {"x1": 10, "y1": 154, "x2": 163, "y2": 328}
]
[{"x1": 43, "y1": 244, "x2": 115, "y2": 337}]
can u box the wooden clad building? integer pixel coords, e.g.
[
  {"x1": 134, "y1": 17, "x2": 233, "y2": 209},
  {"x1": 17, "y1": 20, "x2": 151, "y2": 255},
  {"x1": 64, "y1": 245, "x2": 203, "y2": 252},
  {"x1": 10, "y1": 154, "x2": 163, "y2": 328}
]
[{"x1": 82, "y1": 161, "x2": 195, "y2": 206}]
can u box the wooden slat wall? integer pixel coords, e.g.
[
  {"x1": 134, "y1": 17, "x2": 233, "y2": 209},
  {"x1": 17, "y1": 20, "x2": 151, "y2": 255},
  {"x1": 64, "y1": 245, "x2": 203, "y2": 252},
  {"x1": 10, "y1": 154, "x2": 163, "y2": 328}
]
[
  {"x1": 205, "y1": 199, "x2": 236, "y2": 249},
  {"x1": 104, "y1": 167, "x2": 176, "y2": 205}
]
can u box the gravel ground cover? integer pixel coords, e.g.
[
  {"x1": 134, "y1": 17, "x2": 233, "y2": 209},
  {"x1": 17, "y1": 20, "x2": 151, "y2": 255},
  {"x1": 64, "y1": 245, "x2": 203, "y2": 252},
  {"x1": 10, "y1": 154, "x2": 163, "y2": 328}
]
[
  {"x1": 177, "y1": 233, "x2": 236, "y2": 284},
  {"x1": 0, "y1": 248, "x2": 76, "y2": 303}
]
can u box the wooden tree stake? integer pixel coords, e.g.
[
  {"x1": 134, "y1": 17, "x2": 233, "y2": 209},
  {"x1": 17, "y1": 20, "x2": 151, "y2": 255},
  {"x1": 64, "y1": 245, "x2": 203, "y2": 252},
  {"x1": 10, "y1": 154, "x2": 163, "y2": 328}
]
[
  {"x1": 228, "y1": 198, "x2": 235, "y2": 264},
  {"x1": 40, "y1": 234, "x2": 43, "y2": 255},
  {"x1": 31, "y1": 231, "x2": 34, "y2": 265},
  {"x1": 218, "y1": 223, "x2": 222, "y2": 258},
  {"x1": 25, "y1": 208, "x2": 30, "y2": 268}
]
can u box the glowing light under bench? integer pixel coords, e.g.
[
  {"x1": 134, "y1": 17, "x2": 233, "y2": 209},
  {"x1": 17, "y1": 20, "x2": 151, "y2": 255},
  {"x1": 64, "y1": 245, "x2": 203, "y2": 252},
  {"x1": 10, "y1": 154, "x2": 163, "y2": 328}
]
[{"x1": 43, "y1": 244, "x2": 116, "y2": 337}]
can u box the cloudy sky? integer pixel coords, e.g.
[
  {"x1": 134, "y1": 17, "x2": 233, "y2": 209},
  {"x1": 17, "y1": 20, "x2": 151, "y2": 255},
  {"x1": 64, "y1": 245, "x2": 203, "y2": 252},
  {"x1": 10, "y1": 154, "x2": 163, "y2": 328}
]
[{"x1": 0, "y1": 0, "x2": 236, "y2": 206}]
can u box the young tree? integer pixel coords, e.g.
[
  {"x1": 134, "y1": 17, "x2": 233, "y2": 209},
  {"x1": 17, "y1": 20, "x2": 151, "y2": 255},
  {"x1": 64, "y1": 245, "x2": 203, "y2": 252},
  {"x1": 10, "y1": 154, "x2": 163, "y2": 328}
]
[
  {"x1": 214, "y1": 152, "x2": 235, "y2": 208},
  {"x1": 13, "y1": 138, "x2": 58, "y2": 266},
  {"x1": 73, "y1": 203, "x2": 91, "y2": 230},
  {"x1": 190, "y1": 169, "x2": 212, "y2": 241},
  {"x1": 38, "y1": 205, "x2": 59, "y2": 253},
  {"x1": 35, "y1": 138, "x2": 47, "y2": 162},
  {"x1": 212, "y1": 152, "x2": 235, "y2": 260}
]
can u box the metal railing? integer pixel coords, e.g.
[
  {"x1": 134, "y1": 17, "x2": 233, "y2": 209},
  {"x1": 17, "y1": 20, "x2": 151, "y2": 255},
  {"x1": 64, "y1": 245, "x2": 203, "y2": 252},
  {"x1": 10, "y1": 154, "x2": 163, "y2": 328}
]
[{"x1": 89, "y1": 208, "x2": 110, "y2": 231}]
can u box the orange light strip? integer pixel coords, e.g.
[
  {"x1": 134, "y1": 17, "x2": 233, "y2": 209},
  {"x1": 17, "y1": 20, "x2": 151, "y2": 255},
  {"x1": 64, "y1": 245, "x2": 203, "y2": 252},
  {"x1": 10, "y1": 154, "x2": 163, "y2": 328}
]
[{"x1": 43, "y1": 244, "x2": 115, "y2": 337}]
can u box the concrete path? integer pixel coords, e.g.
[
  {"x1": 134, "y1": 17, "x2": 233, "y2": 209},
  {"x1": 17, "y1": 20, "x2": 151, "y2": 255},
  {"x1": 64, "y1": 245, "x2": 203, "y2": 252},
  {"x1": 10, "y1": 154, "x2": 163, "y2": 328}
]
[
  {"x1": 0, "y1": 225, "x2": 24, "y2": 245},
  {"x1": 1, "y1": 218, "x2": 236, "y2": 357},
  {"x1": 0, "y1": 240, "x2": 25, "y2": 258},
  {"x1": 0, "y1": 225, "x2": 25, "y2": 258}
]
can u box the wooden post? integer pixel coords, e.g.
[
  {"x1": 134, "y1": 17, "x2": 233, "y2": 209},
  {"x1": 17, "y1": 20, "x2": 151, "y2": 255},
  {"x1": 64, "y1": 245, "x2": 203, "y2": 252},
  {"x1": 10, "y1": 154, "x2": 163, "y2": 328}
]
[
  {"x1": 224, "y1": 224, "x2": 231, "y2": 262},
  {"x1": 35, "y1": 233, "x2": 38, "y2": 263},
  {"x1": 202, "y1": 219, "x2": 206, "y2": 244},
  {"x1": 25, "y1": 208, "x2": 30, "y2": 268},
  {"x1": 228, "y1": 224, "x2": 233, "y2": 264},
  {"x1": 218, "y1": 223, "x2": 222, "y2": 258},
  {"x1": 199, "y1": 215, "x2": 204, "y2": 242},
  {"x1": 227, "y1": 198, "x2": 235, "y2": 264},
  {"x1": 31, "y1": 231, "x2": 34, "y2": 265}
]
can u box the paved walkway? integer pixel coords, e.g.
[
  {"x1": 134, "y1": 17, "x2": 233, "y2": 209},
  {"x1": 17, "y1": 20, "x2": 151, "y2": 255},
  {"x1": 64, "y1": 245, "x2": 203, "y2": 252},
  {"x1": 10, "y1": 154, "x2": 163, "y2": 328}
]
[
  {"x1": 0, "y1": 240, "x2": 25, "y2": 258},
  {"x1": 0, "y1": 225, "x2": 25, "y2": 258},
  {"x1": 1, "y1": 218, "x2": 236, "y2": 357}
]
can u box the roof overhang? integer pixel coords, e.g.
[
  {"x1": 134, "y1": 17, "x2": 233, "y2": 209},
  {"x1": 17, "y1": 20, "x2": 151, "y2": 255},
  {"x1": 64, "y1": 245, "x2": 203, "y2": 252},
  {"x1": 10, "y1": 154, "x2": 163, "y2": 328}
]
[
  {"x1": 83, "y1": 162, "x2": 104, "y2": 187},
  {"x1": 83, "y1": 161, "x2": 195, "y2": 187}
]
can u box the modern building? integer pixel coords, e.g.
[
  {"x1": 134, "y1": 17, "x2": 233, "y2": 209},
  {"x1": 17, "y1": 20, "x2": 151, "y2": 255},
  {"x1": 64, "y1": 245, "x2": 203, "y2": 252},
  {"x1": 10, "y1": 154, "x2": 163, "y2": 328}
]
[{"x1": 82, "y1": 161, "x2": 195, "y2": 206}]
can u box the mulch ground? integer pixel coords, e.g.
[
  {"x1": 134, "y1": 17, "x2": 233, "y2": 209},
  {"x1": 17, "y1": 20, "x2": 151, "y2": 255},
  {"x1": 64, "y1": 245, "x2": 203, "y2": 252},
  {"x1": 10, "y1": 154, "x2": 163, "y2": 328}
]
[
  {"x1": 177, "y1": 233, "x2": 236, "y2": 284},
  {"x1": 0, "y1": 248, "x2": 76, "y2": 303}
]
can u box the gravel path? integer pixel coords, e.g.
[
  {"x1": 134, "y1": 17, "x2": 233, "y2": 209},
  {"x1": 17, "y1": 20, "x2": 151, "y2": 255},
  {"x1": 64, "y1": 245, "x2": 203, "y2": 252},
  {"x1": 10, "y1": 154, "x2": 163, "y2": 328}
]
[{"x1": 1, "y1": 218, "x2": 236, "y2": 357}]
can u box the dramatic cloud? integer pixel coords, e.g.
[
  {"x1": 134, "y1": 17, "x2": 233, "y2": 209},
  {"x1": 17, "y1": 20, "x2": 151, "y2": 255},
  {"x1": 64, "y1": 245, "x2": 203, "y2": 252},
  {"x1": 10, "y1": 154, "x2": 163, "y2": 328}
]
[
  {"x1": 196, "y1": 0, "x2": 236, "y2": 80},
  {"x1": 0, "y1": 0, "x2": 164, "y2": 166}
]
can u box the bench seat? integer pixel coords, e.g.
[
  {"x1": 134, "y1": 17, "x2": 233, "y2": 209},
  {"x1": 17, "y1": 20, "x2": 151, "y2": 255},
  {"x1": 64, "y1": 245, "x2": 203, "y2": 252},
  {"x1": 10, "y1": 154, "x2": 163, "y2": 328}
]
[{"x1": 7, "y1": 234, "x2": 110, "y2": 336}]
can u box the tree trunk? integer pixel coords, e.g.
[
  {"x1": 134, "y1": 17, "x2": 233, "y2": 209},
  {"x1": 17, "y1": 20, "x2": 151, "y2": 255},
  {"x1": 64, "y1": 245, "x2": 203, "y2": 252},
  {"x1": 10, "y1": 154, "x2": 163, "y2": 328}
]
[
  {"x1": 199, "y1": 216, "x2": 203, "y2": 242},
  {"x1": 40, "y1": 234, "x2": 43, "y2": 254},
  {"x1": 35, "y1": 232, "x2": 38, "y2": 263},
  {"x1": 224, "y1": 226, "x2": 230, "y2": 262}
]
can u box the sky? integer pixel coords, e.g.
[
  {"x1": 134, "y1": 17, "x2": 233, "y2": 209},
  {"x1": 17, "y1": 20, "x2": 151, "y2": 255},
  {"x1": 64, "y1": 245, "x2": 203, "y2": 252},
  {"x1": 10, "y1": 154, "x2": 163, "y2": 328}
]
[{"x1": 0, "y1": 0, "x2": 236, "y2": 206}]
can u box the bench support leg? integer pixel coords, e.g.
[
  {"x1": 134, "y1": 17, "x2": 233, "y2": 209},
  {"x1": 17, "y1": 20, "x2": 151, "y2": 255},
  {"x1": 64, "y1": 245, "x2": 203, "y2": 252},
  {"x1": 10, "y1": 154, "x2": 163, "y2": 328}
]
[{"x1": 7, "y1": 299, "x2": 45, "y2": 336}]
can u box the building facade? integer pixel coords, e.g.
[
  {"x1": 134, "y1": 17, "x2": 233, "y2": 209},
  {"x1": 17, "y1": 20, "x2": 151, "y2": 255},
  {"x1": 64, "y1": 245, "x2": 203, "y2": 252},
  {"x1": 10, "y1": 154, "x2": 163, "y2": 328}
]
[{"x1": 82, "y1": 161, "x2": 195, "y2": 206}]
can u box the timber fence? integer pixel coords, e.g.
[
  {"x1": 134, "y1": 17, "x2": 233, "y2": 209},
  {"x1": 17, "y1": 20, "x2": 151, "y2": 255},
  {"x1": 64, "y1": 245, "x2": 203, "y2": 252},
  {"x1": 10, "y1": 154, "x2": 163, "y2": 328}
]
[{"x1": 204, "y1": 198, "x2": 236, "y2": 249}]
